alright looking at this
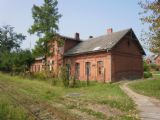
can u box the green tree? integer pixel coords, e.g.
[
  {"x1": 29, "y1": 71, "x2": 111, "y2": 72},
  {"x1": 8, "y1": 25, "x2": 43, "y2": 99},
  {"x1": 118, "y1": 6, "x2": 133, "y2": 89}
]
[
  {"x1": 0, "y1": 50, "x2": 34, "y2": 73},
  {"x1": 0, "y1": 51, "x2": 13, "y2": 71},
  {"x1": 0, "y1": 25, "x2": 25, "y2": 53},
  {"x1": 28, "y1": 0, "x2": 62, "y2": 62},
  {"x1": 0, "y1": 25, "x2": 26, "y2": 72},
  {"x1": 139, "y1": 0, "x2": 160, "y2": 53},
  {"x1": 12, "y1": 50, "x2": 34, "y2": 73}
]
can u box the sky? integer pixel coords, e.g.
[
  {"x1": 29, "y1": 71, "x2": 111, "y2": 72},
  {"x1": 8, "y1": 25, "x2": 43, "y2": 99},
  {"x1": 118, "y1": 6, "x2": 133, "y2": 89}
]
[{"x1": 0, "y1": 0, "x2": 149, "y2": 54}]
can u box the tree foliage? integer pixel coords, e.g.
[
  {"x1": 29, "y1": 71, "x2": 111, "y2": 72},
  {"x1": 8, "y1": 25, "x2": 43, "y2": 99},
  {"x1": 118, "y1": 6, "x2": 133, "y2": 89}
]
[
  {"x1": 0, "y1": 25, "x2": 34, "y2": 73},
  {"x1": 11, "y1": 50, "x2": 34, "y2": 73},
  {"x1": 0, "y1": 50, "x2": 34, "y2": 73},
  {"x1": 28, "y1": 0, "x2": 62, "y2": 58},
  {"x1": 139, "y1": 0, "x2": 160, "y2": 53},
  {"x1": 0, "y1": 25, "x2": 25, "y2": 53}
]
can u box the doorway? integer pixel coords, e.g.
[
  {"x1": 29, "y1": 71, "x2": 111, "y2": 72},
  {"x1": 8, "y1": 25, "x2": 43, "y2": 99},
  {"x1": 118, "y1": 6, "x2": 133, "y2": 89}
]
[{"x1": 75, "y1": 63, "x2": 80, "y2": 80}]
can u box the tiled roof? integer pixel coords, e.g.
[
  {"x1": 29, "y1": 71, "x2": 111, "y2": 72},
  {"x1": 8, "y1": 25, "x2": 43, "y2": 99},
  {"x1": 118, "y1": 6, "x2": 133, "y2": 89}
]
[{"x1": 64, "y1": 28, "x2": 137, "y2": 56}]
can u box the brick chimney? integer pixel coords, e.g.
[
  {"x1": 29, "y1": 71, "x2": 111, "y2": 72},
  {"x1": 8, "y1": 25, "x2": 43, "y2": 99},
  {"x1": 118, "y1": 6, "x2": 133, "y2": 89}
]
[
  {"x1": 75, "y1": 33, "x2": 80, "y2": 40},
  {"x1": 107, "y1": 28, "x2": 113, "y2": 34},
  {"x1": 89, "y1": 36, "x2": 93, "y2": 39}
]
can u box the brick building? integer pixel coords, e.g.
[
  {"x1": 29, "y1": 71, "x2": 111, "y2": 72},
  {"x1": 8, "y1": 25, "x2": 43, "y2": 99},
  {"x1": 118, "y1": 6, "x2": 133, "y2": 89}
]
[
  {"x1": 30, "y1": 28, "x2": 145, "y2": 82},
  {"x1": 154, "y1": 55, "x2": 160, "y2": 66}
]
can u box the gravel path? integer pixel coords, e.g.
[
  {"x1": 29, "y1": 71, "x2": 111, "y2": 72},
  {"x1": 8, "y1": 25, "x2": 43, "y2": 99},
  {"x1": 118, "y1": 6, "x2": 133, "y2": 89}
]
[{"x1": 121, "y1": 82, "x2": 160, "y2": 120}]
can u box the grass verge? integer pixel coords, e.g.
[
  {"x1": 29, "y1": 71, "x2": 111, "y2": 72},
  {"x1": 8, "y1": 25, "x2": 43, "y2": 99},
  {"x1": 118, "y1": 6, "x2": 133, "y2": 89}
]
[{"x1": 129, "y1": 79, "x2": 160, "y2": 100}]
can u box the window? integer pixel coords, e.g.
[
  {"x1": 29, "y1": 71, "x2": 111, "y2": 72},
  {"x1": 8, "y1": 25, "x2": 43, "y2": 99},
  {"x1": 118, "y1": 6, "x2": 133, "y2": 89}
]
[
  {"x1": 38, "y1": 65, "x2": 40, "y2": 72},
  {"x1": 75, "y1": 63, "x2": 80, "y2": 79},
  {"x1": 35, "y1": 65, "x2": 37, "y2": 72},
  {"x1": 85, "y1": 62, "x2": 91, "y2": 76},
  {"x1": 97, "y1": 61, "x2": 103, "y2": 75},
  {"x1": 49, "y1": 44, "x2": 55, "y2": 56},
  {"x1": 66, "y1": 64, "x2": 71, "y2": 80}
]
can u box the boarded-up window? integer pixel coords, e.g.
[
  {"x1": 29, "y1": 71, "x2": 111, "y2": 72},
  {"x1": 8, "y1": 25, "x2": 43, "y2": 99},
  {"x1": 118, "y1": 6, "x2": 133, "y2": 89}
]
[
  {"x1": 75, "y1": 63, "x2": 80, "y2": 79},
  {"x1": 85, "y1": 62, "x2": 91, "y2": 76},
  {"x1": 35, "y1": 65, "x2": 37, "y2": 72},
  {"x1": 97, "y1": 61, "x2": 103, "y2": 75},
  {"x1": 66, "y1": 64, "x2": 71, "y2": 80},
  {"x1": 38, "y1": 65, "x2": 40, "y2": 72}
]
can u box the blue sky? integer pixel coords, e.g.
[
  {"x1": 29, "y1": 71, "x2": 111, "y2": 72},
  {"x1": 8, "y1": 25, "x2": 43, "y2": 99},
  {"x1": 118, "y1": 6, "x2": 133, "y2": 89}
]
[{"x1": 0, "y1": 0, "x2": 149, "y2": 53}]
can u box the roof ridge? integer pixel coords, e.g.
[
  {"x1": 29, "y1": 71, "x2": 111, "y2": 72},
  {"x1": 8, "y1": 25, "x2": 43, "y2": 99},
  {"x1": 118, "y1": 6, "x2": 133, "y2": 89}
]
[
  {"x1": 85, "y1": 28, "x2": 132, "y2": 41},
  {"x1": 64, "y1": 28, "x2": 144, "y2": 56}
]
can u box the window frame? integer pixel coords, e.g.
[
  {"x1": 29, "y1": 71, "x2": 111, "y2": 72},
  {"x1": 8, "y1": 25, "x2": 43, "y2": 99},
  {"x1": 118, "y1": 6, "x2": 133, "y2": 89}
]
[
  {"x1": 97, "y1": 61, "x2": 104, "y2": 76},
  {"x1": 85, "y1": 62, "x2": 91, "y2": 76}
]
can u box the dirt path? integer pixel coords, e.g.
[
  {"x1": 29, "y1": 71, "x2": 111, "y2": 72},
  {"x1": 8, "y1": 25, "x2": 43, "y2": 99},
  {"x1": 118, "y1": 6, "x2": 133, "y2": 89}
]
[{"x1": 121, "y1": 82, "x2": 160, "y2": 120}]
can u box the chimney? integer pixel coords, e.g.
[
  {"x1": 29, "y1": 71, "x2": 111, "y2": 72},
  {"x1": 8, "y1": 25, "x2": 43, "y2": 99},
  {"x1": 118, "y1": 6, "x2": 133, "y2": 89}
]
[
  {"x1": 89, "y1": 36, "x2": 93, "y2": 39},
  {"x1": 75, "y1": 33, "x2": 80, "y2": 40},
  {"x1": 107, "y1": 28, "x2": 113, "y2": 34}
]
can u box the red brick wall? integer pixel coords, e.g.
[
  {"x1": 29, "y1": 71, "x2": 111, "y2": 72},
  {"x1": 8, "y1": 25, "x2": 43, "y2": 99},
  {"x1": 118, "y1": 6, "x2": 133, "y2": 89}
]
[
  {"x1": 30, "y1": 60, "x2": 44, "y2": 72},
  {"x1": 146, "y1": 58, "x2": 152, "y2": 64},
  {"x1": 111, "y1": 36, "x2": 143, "y2": 81},
  {"x1": 64, "y1": 52, "x2": 112, "y2": 82},
  {"x1": 46, "y1": 39, "x2": 81, "y2": 74},
  {"x1": 64, "y1": 39, "x2": 81, "y2": 52},
  {"x1": 47, "y1": 40, "x2": 63, "y2": 74},
  {"x1": 155, "y1": 56, "x2": 160, "y2": 66}
]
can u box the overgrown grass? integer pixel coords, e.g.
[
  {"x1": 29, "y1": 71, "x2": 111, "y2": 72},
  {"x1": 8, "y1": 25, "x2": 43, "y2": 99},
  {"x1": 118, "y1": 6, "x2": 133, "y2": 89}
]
[
  {"x1": 0, "y1": 73, "x2": 138, "y2": 120},
  {"x1": 129, "y1": 79, "x2": 160, "y2": 100},
  {"x1": 80, "y1": 108, "x2": 106, "y2": 119},
  {"x1": 0, "y1": 95, "x2": 33, "y2": 120}
]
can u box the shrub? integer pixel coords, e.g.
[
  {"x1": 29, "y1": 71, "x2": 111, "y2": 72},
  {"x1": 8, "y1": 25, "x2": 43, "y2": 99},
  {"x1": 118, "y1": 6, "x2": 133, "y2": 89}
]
[
  {"x1": 69, "y1": 76, "x2": 78, "y2": 88},
  {"x1": 32, "y1": 70, "x2": 54, "y2": 80},
  {"x1": 51, "y1": 77, "x2": 57, "y2": 85},
  {"x1": 144, "y1": 72, "x2": 152, "y2": 78},
  {"x1": 149, "y1": 63, "x2": 159, "y2": 71},
  {"x1": 143, "y1": 61, "x2": 149, "y2": 71},
  {"x1": 33, "y1": 71, "x2": 47, "y2": 80},
  {"x1": 60, "y1": 67, "x2": 69, "y2": 87}
]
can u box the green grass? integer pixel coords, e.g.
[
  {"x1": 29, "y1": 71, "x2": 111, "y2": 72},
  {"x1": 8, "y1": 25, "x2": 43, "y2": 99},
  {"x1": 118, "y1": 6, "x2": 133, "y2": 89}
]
[
  {"x1": 0, "y1": 95, "x2": 33, "y2": 120},
  {"x1": 129, "y1": 79, "x2": 160, "y2": 100},
  {"x1": 80, "y1": 108, "x2": 106, "y2": 119},
  {"x1": 151, "y1": 71, "x2": 160, "y2": 74},
  {"x1": 0, "y1": 73, "x2": 138, "y2": 120}
]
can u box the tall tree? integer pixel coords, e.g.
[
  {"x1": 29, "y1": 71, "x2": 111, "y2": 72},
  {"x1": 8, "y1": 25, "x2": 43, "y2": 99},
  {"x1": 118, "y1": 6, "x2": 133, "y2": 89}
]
[
  {"x1": 0, "y1": 25, "x2": 25, "y2": 53},
  {"x1": 0, "y1": 25, "x2": 26, "y2": 72},
  {"x1": 28, "y1": 0, "x2": 62, "y2": 61},
  {"x1": 139, "y1": 0, "x2": 160, "y2": 53}
]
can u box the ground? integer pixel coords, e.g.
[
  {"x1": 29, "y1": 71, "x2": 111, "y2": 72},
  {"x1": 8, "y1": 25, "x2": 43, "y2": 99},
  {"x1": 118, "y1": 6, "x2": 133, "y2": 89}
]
[
  {"x1": 0, "y1": 73, "x2": 138, "y2": 120},
  {"x1": 121, "y1": 82, "x2": 160, "y2": 120},
  {"x1": 123, "y1": 73, "x2": 160, "y2": 120}
]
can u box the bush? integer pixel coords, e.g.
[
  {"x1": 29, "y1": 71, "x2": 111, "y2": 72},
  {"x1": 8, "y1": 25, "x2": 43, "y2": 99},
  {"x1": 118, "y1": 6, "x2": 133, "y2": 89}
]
[
  {"x1": 32, "y1": 70, "x2": 54, "y2": 80},
  {"x1": 60, "y1": 67, "x2": 69, "y2": 87},
  {"x1": 144, "y1": 72, "x2": 153, "y2": 78},
  {"x1": 33, "y1": 72, "x2": 47, "y2": 80},
  {"x1": 143, "y1": 61, "x2": 149, "y2": 71},
  {"x1": 149, "y1": 63, "x2": 159, "y2": 71}
]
